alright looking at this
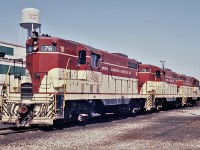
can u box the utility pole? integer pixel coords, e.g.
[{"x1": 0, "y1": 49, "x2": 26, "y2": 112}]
[{"x1": 160, "y1": 60, "x2": 165, "y2": 69}]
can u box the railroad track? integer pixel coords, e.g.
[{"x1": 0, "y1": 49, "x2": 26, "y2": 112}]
[
  {"x1": 0, "y1": 126, "x2": 39, "y2": 136},
  {"x1": 0, "y1": 106, "x2": 198, "y2": 136}
]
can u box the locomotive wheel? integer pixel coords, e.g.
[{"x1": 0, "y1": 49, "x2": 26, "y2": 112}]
[
  {"x1": 100, "y1": 113, "x2": 106, "y2": 117},
  {"x1": 155, "y1": 99, "x2": 163, "y2": 112},
  {"x1": 117, "y1": 105, "x2": 129, "y2": 117},
  {"x1": 155, "y1": 104, "x2": 162, "y2": 112},
  {"x1": 196, "y1": 100, "x2": 200, "y2": 106}
]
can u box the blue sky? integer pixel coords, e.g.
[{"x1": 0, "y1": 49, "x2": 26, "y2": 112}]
[{"x1": 0, "y1": 0, "x2": 200, "y2": 80}]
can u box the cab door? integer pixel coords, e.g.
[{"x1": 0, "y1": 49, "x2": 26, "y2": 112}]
[{"x1": 90, "y1": 51, "x2": 102, "y2": 94}]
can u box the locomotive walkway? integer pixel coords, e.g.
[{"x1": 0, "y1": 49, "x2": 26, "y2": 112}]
[{"x1": 0, "y1": 106, "x2": 200, "y2": 150}]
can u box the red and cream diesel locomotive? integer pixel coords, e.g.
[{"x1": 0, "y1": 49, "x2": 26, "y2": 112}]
[{"x1": 1, "y1": 31, "x2": 200, "y2": 127}]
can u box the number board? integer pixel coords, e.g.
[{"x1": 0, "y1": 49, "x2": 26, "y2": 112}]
[{"x1": 41, "y1": 46, "x2": 57, "y2": 52}]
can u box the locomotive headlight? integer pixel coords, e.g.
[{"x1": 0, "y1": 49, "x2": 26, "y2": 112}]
[
  {"x1": 33, "y1": 46, "x2": 38, "y2": 52},
  {"x1": 33, "y1": 41, "x2": 38, "y2": 45}
]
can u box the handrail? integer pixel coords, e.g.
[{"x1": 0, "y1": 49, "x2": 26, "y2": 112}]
[
  {"x1": 48, "y1": 73, "x2": 55, "y2": 90},
  {"x1": 3, "y1": 60, "x2": 13, "y2": 86},
  {"x1": 64, "y1": 58, "x2": 72, "y2": 101}
]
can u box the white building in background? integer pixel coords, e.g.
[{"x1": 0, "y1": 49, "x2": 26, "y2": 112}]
[
  {"x1": 0, "y1": 41, "x2": 26, "y2": 108},
  {"x1": 0, "y1": 41, "x2": 26, "y2": 86}
]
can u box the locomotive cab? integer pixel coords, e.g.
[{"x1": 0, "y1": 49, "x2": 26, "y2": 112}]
[
  {"x1": 138, "y1": 64, "x2": 163, "y2": 94},
  {"x1": 138, "y1": 64, "x2": 164, "y2": 110}
]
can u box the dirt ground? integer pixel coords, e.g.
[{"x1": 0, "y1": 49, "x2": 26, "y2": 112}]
[{"x1": 0, "y1": 106, "x2": 200, "y2": 150}]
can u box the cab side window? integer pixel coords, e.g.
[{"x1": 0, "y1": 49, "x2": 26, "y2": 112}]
[
  {"x1": 78, "y1": 50, "x2": 86, "y2": 64},
  {"x1": 91, "y1": 53, "x2": 100, "y2": 68},
  {"x1": 128, "y1": 62, "x2": 138, "y2": 69},
  {"x1": 156, "y1": 70, "x2": 161, "y2": 78}
]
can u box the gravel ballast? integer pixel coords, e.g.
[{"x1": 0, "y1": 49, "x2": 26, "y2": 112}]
[{"x1": 0, "y1": 107, "x2": 200, "y2": 150}]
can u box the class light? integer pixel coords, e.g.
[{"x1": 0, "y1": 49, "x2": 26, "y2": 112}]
[
  {"x1": 32, "y1": 31, "x2": 39, "y2": 40},
  {"x1": 52, "y1": 40, "x2": 57, "y2": 46}
]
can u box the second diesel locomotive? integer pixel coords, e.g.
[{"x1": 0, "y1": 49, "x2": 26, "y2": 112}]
[{"x1": 1, "y1": 31, "x2": 200, "y2": 127}]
